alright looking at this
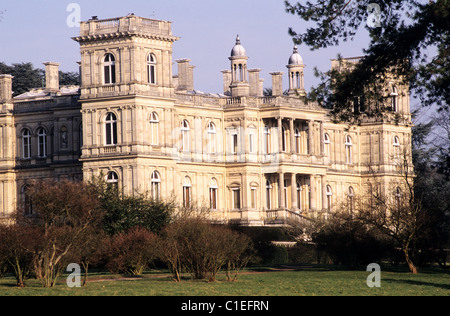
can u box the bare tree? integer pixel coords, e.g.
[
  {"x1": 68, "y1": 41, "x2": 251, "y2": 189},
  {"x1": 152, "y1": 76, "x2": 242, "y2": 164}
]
[
  {"x1": 358, "y1": 153, "x2": 424, "y2": 273},
  {"x1": 18, "y1": 179, "x2": 103, "y2": 287}
]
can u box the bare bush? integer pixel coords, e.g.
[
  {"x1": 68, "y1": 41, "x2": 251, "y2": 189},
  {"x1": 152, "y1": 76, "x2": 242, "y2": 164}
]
[
  {"x1": 159, "y1": 219, "x2": 254, "y2": 282},
  {"x1": 103, "y1": 227, "x2": 160, "y2": 276},
  {"x1": 0, "y1": 225, "x2": 41, "y2": 287}
]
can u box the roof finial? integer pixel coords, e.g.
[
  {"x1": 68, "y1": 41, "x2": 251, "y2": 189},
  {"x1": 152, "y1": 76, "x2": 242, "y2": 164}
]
[{"x1": 236, "y1": 35, "x2": 241, "y2": 45}]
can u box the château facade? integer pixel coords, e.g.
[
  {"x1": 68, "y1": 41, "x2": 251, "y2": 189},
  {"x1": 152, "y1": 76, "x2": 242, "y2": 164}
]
[{"x1": 0, "y1": 15, "x2": 413, "y2": 226}]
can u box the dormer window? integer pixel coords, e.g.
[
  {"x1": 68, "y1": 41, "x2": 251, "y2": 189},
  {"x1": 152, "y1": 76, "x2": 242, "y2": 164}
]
[{"x1": 104, "y1": 54, "x2": 116, "y2": 84}]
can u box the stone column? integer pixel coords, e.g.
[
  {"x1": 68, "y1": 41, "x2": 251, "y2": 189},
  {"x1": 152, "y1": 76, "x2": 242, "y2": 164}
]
[
  {"x1": 279, "y1": 172, "x2": 285, "y2": 209},
  {"x1": 320, "y1": 121, "x2": 324, "y2": 156},
  {"x1": 291, "y1": 173, "x2": 297, "y2": 209},
  {"x1": 289, "y1": 118, "x2": 295, "y2": 154},
  {"x1": 310, "y1": 174, "x2": 316, "y2": 210},
  {"x1": 321, "y1": 175, "x2": 327, "y2": 211},
  {"x1": 277, "y1": 117, "x2": 283, "y2": 154},
  {"x1": 308, "y1": 120, "x2": 314, "y2": 155}
]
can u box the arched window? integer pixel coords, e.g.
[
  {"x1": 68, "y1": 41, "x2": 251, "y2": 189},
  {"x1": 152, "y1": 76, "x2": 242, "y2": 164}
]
[
  {"x1": 105, "y1": 113, "x2": 117, "y2": 146},
  {"x1": 324, "y1": 133, "x2": 330, "y2": 157},
  {"x1": 209, "y1": 178, "x2": 218, "y2": 210},
  {"x1": 183, "y1": 176, "x2": 192, "y2": 207},
  {"x1": 348, "y1": 186, "x2": 355, "y2": 214},
  {"x1": 207, "y1": 122, "x2": 216, "y2": 154},
  {"x1": 104, "y1": 54, "x2": 116, "y2": 84},
  {"x1": 391, "y1": 85, "x2": 398, "y2": 112},
  {"x1": 326, "y1": 185, "x2": 332, "y2": 211},
  {"x1": 181, "y1": 120, "x2": 190, "y2": 152},
  {"x1": 151, "y1": 171, "x2": 161, "y2": 200},
  {"x1": 37, "y1": 127, "x2": 47, "y2": 158},
  {"x1": 266, "y1": 180, "x2": 272, "y2": 209},
  {"x1": 107, "y1": 171, "x2": 119, "y2": 191},
  {"x1": 345, "y1": 135, "x2": 353, "y2": 164},
  {"x1": 150, "y1": 112, "x2": 159, "y2": 145},
  {"x1": 147, "y1": 54, "x2": 156, "y2": 84},
  {"x1": 22, "y1": 129, "x2": 31, "y2": 159},
  {"x1": 393, "y1": 136, "x2": 401, "y2": 162}
]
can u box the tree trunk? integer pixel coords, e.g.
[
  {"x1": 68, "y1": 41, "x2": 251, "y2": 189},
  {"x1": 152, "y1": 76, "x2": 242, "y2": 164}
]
[
  {"x1": 403, "y1": 248, "x2": 418, "y2": 274},
  {"x1": 81, "y1": 261, "x2": 89, "y2": 287}
]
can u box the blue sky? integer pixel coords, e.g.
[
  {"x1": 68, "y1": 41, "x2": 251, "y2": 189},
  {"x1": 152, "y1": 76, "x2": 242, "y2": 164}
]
[{"x1": 0, "y1": 0, "x2": 371, "y2": 94}]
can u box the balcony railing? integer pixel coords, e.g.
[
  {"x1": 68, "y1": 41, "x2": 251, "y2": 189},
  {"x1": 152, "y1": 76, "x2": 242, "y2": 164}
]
[{"x1": 78, "y1": 15, "x2": 174, "y2": 38}]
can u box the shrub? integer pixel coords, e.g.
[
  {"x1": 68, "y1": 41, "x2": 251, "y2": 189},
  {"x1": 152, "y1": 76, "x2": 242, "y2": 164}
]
[
  {"x1": 160, "y1": 219, "x2": 254, "y2": 282},
  {"x1": 16, "y1": 179, "x2": 104, "y2": 287},
  {"x1": 87, "y1": 175, "x2": 174, "y2": 236},
  {"x1": 0, "y1": 225, "x2": 41, "y2": 287},
  {"x1": 103, "y1": 227, "x2": 160, "y2": 275},
  {"x1": 312, "y1": 213, "x2": 391, "y2": 269}
]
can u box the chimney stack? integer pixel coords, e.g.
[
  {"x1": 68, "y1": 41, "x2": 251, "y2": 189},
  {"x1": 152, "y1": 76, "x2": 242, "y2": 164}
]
[
  {"x1": 270, "y1": 72, "x2": 284, "y2": 96},
  {"x1": 0, "y1": 75, "x2": 13, "y2": 104},
  {"x1": 248, "y1": 69, "x2": 264, "y2": 96},
  {"x1": 43, "y1": 62, "x2": 60, "y2": 92},
  {"x1": 221, "y1": 70, "x2": 232, "y2": 95},
  {"x1": 176, "y1": 59, "x2": 195, "y2": 91}
]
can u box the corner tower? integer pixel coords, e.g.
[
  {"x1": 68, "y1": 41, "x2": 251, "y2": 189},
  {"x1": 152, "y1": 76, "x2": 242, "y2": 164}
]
[
  {"x1": 73, "y1": 14, "x2": 179, "y2": 98},
  {"x1": 72, "y1": 15, "x2": 179, "y2": 195}
]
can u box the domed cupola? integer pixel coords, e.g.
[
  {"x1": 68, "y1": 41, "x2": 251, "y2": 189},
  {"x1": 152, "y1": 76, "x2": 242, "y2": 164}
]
[
  {"x1": 229, "y1": 35, "x2": 249, "y2": 97},
  {"x1": 286, "y1": 45, "x2": 305, "y2": 96},
  {"x1": 288, "y1": 45, "x2": 303, "y2": 65},
  {"x1": 231, "y1": 35, "x2": 247, "y2": 58}
]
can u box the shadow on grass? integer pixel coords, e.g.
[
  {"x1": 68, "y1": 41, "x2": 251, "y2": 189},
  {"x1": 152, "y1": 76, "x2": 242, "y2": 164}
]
[{"x1": 383, "y1": 278, "x2": 450, "y2": 291}]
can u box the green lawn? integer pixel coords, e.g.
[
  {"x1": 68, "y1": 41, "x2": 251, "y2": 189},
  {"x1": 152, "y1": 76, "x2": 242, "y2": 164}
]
[{"x1": 0, "y1": 266, "x2": 449, "y2": 296}]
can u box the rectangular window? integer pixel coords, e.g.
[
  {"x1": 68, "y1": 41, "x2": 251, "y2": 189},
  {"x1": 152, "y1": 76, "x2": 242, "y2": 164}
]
[
  {"x1": 104, "y1": 66, "x2": 110, "y2": 84},
  {"x1": 113, "y1": 122, "x2": 117, "y2": 145},
  {"x1": 110, "y1": 65, "x2": 116, "y2": 84},
  {"x1": 23, "y1": 138, "x2": 30, "y2": 159},
  {"x1": 38, "y1": 136, "x2": 46, "y2": 158},
  {"x1": 210, "y1": 188, "x2": 218, "y2": 209},
  {"x1": 232, "y1": 188, "x2": 241, "y2": 209},
  {"x1": 106, "y1": 123, "x2": 112, "y2": 145},
  {"x1": 251, "y1": 187, "x2": 257, "y2": 209},
  {"x1": 232, "y1": 134, "x2": 238, "y2": 154},
  {"x1": 183, "y1": 187, "x2": 191, "y2": 208},
  {"x1": 249, "y1": 132, "x2": 255, "y2": 153},
  {"x1": 284, "y1": 180, "x2": 288, "y2": 209}
]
